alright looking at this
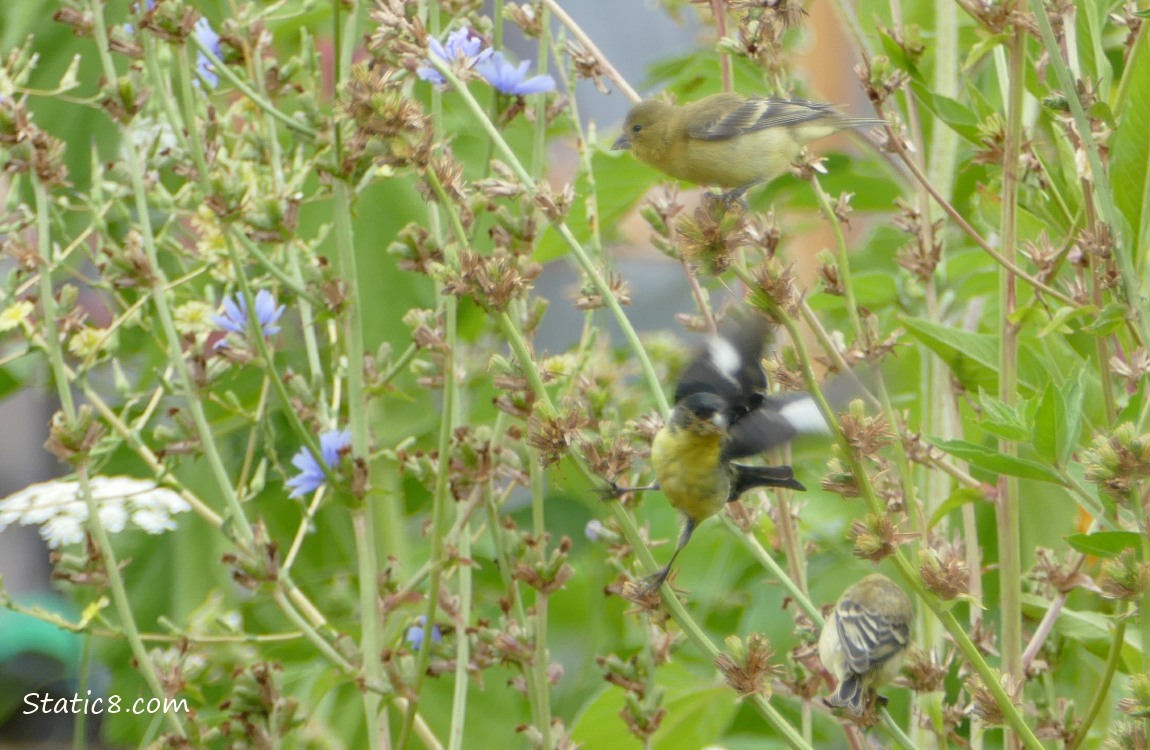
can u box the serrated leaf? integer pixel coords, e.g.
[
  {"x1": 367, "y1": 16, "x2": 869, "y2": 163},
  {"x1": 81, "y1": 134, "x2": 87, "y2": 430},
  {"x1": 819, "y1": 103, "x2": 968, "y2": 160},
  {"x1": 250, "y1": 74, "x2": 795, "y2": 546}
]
[
  {"x1": 929, "y1": 487, "x2": 986, "y2": 530},
  {"x1": 931, "y1": 438, "x2": 1063, "y2": 483},
  {"x1": 977, "y1": 390, "x2": 1032, "y2": 442},
  {"x1": 1066, "y1": 531, "x2": 1142, "y2": 558}
]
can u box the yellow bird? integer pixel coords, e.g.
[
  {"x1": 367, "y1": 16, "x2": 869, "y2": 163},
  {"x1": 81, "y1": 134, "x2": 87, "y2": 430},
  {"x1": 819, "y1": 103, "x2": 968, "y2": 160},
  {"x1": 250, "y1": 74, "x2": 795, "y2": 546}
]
[
  {"x1": 612, "y1": 93, "x2": 884, "y2": 202},
  {"x1": 818, "y1": 573, "x2": 913, "y2": 715},
  {"x1": 610, "y1": 313, "x2": 830, "y2": 591}
]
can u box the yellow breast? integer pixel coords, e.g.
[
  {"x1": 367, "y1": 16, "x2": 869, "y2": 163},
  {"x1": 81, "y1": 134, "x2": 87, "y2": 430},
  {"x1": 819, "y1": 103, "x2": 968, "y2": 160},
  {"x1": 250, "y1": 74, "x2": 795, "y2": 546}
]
[{"x1": 650, "y1": 425, "x2": 728, "y2": 522}]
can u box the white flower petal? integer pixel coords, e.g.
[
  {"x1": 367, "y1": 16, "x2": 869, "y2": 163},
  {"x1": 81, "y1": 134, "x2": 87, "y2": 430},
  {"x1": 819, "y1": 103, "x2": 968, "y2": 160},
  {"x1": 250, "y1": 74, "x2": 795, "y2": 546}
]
[
  {"x1": 98, "y1": 498, "x2": 129, "y2": 533},
  {"x1": 40, "y1": 514, "x2": 86, "y2": 548},
  {"x1": 132, "y1": 507, "x2": 176, "y2": 534},
  {"x1": 0, "y1": 475, "x2": 193, "y2": 541}
]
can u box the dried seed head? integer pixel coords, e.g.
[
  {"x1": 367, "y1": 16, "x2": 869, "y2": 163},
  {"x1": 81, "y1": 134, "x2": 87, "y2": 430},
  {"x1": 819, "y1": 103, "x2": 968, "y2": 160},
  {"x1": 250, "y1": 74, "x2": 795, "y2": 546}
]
[
  {"x1": 838, "y1": 400, "x2": 894, "y2": 456},
  {"x1": 849, "y1": 514, "x2": 915, "y2": 562},
  {"x1": 676, "y1": 199, "x2": 750, "y2": 276},
  {"x1": 342, "y1": 64, "x2": 433, "y2": 174},
  {"x1": 1082, "y1": 423, "x2": 1150, "y2": 495},
  {"x1": 527, "y1": 411, "x2": 589, "y2": 467},
  {"x1": 503, "y1": 2, "x2": 544, "y2": 37},
  {"x1": 919, "y1": 537, "x2": 969, "y2": 600},
  {"x1": 441, "y1": 247, "x2": 543, "y2": 312},
  {"x1": 1098, "y1": 549, "x2": 1150, "y2": 600},
  {"x1": 902, "y1": 646, "x2": 949, "y2": 692},
  {"x1": 715, "y1": 633, "x2": 780, "y2": 698},
  {"x1": 564, "y1": 38, "x2": 608, "y2": 93},
  {"x1": 965, "y1": 673, "x2": 1023, "y2": 726},
  {"x1": 821, "y1": 456, "x2": 860, "y2": 497},
  {"x1": 751, "y1": 256, "x2": 800, "y2": 317}
]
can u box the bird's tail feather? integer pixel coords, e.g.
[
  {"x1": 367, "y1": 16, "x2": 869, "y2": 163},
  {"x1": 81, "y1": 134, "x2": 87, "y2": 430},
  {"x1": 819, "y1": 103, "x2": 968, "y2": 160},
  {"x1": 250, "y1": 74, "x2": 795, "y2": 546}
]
[
  {"x1": 828, "y1": 674, "x2": 867, "y2": 716},
  {"x1": 731, "y1": 464, "x2": 806, "y2": 497}
]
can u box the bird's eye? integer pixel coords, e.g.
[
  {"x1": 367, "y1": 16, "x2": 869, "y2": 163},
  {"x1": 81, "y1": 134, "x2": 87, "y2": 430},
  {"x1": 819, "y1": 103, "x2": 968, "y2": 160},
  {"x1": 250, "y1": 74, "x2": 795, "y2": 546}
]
[{"x1": 631, "y1": 123, "x2": 643, "y2": 134}]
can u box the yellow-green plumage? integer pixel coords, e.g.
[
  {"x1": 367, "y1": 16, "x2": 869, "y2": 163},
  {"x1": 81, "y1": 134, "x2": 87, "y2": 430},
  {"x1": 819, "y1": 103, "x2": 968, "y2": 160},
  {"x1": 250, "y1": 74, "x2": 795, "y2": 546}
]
[
  {"x1": 609, "y1": 313, "x2": 814, "y2": 593},
  {"x1": 818, "y1": 573, "x2": 913, "y2": 715},
  {"x1": 650, "y1": 414, "x2": 728, "y2": 524},
  {"x1": 612, "y1": 93, "x2": 884, "y2": 195}
]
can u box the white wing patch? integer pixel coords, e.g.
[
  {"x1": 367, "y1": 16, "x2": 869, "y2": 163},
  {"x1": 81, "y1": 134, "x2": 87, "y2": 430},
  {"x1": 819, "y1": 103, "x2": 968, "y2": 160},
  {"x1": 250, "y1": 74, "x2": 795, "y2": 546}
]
[
  {"x1": 707, "y1": 337, "x2": 742, "y2": 385},
  {"x1": 779, "y1": 397, "x2": 830, "y2": 435}
]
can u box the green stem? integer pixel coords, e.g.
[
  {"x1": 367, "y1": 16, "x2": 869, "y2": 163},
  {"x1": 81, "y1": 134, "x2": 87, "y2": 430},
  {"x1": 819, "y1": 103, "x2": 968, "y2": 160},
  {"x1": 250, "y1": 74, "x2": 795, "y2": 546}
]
[
  {"x1": 190, "y1": 35, "x2": 317, "y2": 139},
  {"x1": 1067, "y1": 611, "x2": 1126, "y2": 749},
  {"x1": 428, "y1": 58, "x2": 667, "y2": 415},
  {"x1": 733, "y1": 265, "x2": 1046, "y2": 750},
  {"x1": 997, "y1": 30, "x2": 1027, "y2": 750},
  {"x1": 1031, "y1": 0, "x2": 1149, "y2": 353},
  {"x1": 35, "y1": 181, "x2": 186, "y2": 738},
  {"x1": 448, "y1": 513, "x2": 473, "y2": 750},
  {"x1": 400, "y1": 141, "x2": 462, "y2": 750},
  {"x1": 725, "y1": 518, "x2": 822, "y2": 625}
]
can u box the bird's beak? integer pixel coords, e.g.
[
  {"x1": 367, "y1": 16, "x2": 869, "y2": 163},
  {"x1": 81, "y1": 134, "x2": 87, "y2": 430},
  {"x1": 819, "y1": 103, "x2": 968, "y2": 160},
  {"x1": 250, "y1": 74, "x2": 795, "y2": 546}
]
[{"x1": 611, "y1": 133, "x2": 630, "y2": 151}]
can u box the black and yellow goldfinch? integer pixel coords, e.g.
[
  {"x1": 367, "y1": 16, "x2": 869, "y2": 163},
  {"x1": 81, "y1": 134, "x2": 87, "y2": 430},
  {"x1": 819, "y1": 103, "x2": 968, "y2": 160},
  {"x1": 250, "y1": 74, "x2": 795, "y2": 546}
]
[
  {"x1": 818, "y1": 573, "x2": 913, "y2": 716},
  {"x1": 611, "y1": 93, "x2": 885, "y2": 202},
  {"x1": 610, "y1": 314, "x2": 830, "y2": 592}
]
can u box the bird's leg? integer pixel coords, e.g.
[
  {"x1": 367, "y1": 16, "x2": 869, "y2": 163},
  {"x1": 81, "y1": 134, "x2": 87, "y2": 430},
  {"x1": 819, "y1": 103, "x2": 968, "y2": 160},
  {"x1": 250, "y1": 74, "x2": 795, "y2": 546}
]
[
  {"x1": 719, "y1": 181, "x2": 760, "y2": 209},
  {"x1": 596, "y1": 481, "x2": 659, "y2": 500},
  {"x1": 641, "y1": 516, "x2": 696, "y2": 595}
]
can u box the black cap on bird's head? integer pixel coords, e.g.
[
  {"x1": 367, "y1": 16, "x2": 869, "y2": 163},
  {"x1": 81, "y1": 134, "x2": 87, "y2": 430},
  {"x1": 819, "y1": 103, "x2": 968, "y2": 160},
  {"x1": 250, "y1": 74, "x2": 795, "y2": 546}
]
[
  {"x1": 669, "y1": 311, "x2": 836, "y2": 457},
  {"x1": 672, "y1": 392, "x2": 729, "y2": 432}
]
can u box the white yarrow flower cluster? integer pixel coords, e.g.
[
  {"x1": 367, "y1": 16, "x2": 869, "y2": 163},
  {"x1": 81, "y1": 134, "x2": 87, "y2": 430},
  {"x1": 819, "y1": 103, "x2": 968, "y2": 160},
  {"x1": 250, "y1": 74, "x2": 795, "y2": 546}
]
[{"x1": 0, "y1": 476, "x2": 192, "y2": 548}]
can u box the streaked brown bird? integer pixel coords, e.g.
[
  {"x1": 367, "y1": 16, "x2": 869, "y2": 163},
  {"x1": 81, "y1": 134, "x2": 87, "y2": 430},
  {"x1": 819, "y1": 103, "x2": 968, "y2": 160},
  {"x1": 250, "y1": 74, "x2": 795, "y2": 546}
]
[{"x1": 818, "y1": 573, "x2": 913, "y2": 716}]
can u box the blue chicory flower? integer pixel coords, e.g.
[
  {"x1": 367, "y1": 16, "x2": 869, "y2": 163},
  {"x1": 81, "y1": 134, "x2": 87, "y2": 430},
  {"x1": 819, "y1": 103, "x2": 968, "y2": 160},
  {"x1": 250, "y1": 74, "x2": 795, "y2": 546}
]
[
  {"x1": 475, "y1": 52, "x2": 555, "y2": 96},
  {"x1": 405, "y1": 616, "x2": 443, "y2": 649},
  {"x1": 285, "y1": 430, "x2": 352, "y2": 498},
  {"x1": 213, "y1": 290, "x2": 285, "y2": 345},
  {"x1": 193, "y1": 17, "x2": 222, "y2": 87},
  {"x1": 417, "y1": 27, "x2": 492, "y2": 86}
]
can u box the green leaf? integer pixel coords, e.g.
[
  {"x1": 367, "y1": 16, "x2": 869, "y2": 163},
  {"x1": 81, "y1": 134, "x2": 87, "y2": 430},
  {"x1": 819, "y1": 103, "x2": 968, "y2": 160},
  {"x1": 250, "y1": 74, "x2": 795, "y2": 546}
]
[
  {"x1": 977, "y1": 390, "x2": 1032, "y2": 442},
  {"x1": 1022, "y1": 594, "x2": 1142, "y2": 672},
  {"x1": 931, "y1": 439, "x2": 1063, "y2": 483},
  {"x1": 929, "y1": 487, "x2": 986, "y2": 530},
  {"x1": 1033, "y1": 384, "x2": 1059, "y2": 465},
  {"x1": 1058, "y1": 377, "x2": 1084, "y2": 466},
  {"x1": 879, "y1": 28, "x2": 923, "y2": 80},
  {"x1": 1066, "y1": 531, "x2": 1143, "y2": 558},
  {"x1": 962, "y1": 32, "x2": 1011, "y2": 74},
  {"x1": 571, "y1": 663, "x2": 737, "y2": 749},
  {"x1": 1036, "y1": 305, "x2": 1096, "y2": 338},
  {"x1": 902, "y1": 317, "x2": 999, "y2": 393},
  {"x1": 1083, "y1": 302, "x2": 1130, "y2": 334},
  {"x1": 1110, "y1": 29, "x2": 1150, "y2": 263},
  {"x1": 1032, "y1": 374, "x2": 1085, "y2": 467},
  {"x1": 910, "y1": 81, "x2": 982, "y2": 143}
]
